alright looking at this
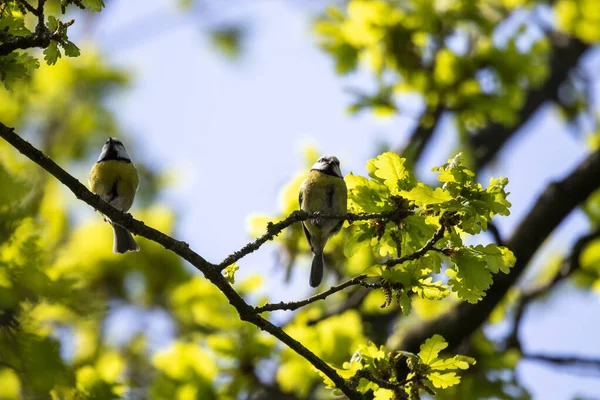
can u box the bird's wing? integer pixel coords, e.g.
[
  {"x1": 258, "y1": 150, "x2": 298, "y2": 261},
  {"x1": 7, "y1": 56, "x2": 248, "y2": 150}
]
[
  {"x1": 301, "y1": 222, "x2": 313, "y2": 253},
  {"x1": 298, "y1": 190, "x2": 314, "y2": 251}
]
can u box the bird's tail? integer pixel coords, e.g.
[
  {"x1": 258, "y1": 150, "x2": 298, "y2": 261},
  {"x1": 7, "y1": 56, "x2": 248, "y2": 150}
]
[
  {"x1": 112, "y1": 224, "x2": 140, "y2": 254},
  {"x1": 310, "y1": 253, "x2": 324, "y2": 288}
]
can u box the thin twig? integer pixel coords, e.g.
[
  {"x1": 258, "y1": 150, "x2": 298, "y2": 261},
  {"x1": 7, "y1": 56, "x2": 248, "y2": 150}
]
[
  {"x1": 254, "y1": 275, "x2": 368, "y2": 313},
  {"x1": 15, "y1": 0, "x2": 39, "y2": 15},
  {"x1": 506, "y1": 229, "x2": 600, "y2": 350},
  {"x1": 383, "y1": 222, "x2": 446, "y2": 267},
  {"x1": 218, "y1": 209, "x2": 412, "y2": 270},
  {"x1": 351, "y1": 369, "x2": 410, "y2": 399}
]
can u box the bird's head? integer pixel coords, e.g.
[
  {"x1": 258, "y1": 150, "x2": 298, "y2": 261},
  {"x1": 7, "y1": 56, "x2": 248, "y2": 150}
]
[{"x1": 311, "y1": 155, "x2": 343, "y2": 178}]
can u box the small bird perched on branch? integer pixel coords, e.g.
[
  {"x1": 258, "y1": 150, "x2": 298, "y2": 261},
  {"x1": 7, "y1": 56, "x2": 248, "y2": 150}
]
[
  {"x1": 89, "y1": 137, "x2": 140, "y2": 254},
  {"x1": 299, "y1": 155, "x2": 347, "y2": 287}
]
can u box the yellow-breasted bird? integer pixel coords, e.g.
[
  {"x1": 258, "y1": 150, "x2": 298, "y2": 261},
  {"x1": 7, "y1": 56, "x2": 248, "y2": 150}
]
[
  {"x1": 89, "y1": 137, "x2": 140, "y2": 254},
  {"x1": 299, "y1": 155, "x2": 347, "y2": 287}
]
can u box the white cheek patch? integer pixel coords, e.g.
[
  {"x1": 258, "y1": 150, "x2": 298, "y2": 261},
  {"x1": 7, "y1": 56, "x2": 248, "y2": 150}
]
[
  {"x1": 312, "y1": 160, "x2": 327, "y2": 171},
  {"x1": 115, "y1": 144, "x2": 132, "y2": 161}
]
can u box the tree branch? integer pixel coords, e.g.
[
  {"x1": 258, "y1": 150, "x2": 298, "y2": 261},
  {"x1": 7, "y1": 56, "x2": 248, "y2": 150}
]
[
  {"x1": 397, "y1": 148, "x2": 600, "y2": 355},
  {"x1": 469, "y1": 35, "x2": 590, "y2": 170},
  {"x1": 0, "y1": 0, "x2": 57, "y2": 57},
  {"x1": 506, "y1": 229, "x2": 600, "y2": 350},
  {"x1": 397, "y1": 104, "x2": 445, "y2": 169},
  {"x1": 523, "y1": 353, "x2": 600, "y2": 371},
  {"x1": 486, "y1": 221, "x2": 505, "y2": 247},
  {"x1": 0, "y1": 123, "x2": 364, "y2": 400},
  {"x1": 218, "y1": 209, "x2": 412, "y2": 270}
]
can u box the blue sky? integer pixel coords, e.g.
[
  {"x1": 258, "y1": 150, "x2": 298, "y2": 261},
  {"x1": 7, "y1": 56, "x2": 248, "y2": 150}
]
[{"x1": 80, "y1": 1, "x2": 600, "y2": 398}]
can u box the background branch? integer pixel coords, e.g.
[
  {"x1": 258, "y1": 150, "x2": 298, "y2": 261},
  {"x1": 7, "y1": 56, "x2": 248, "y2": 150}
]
[
  {"x1": 307, "y1": 286, "x2": 370, "y2": 326},
  {"x1": 469, "y1": 35, "x2": 589, "y2": 170},
  {"x1": 506, "y1": 229, "x2": 600, "y2": 350},
  {"x1": 523, "y1": 353, "x2": 600, "y2": 371},
  {"x1": 397, "y1": 104, "x2": 445, "y2": 168}
]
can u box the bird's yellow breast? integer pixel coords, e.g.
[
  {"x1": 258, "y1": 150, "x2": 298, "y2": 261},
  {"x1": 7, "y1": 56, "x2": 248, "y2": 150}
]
[
  {"x1": 300, "y1": 170, "x2": 347, "y2": 214},
  {"x1": 89, "y1": 160, "x2": 139, "y2": 210}
]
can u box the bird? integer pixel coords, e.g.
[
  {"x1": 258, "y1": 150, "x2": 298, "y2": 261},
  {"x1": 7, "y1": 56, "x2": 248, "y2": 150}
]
[
  {"x1": 299, "y1": 155, "x2": 347, "y2": 287},
  {"x1": 89, "y1": 137, "x2": 140, "y2": 254}
]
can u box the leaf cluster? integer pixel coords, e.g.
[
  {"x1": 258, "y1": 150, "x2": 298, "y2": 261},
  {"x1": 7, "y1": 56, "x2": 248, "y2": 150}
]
[
  {"x1": 318, "y1": 334, "x2": 475, "y2": 399},
  {"x1": 314, "y1": 0, "x2": 551, "y2": 135},
  {"x1": 0, "y1": 0, "x2": 102, "y2": 88}
]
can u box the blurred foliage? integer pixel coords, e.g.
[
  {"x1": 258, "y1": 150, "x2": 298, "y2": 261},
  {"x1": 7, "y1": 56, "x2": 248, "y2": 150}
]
[
  {"x1": 1, "y1": 0, "x2": 600, "y2": 399},
  {"x1": 314, "y1": 0, "x2": 551, "y2": 141},
  {"x1": 209, "y1": 26, "x2": 246, "y2": 60}
]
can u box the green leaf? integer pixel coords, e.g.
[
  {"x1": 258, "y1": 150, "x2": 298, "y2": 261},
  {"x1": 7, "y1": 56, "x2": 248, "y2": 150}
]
[
  {"x1": 446, "y1": 245, "x2": 514, "y2": 303},
  {"x1": 405, "y1": 183, "x2": 452, "y2": 206},
  {"x1": 82, "y1": 0, "x2": 105, "y2": 12},
  {"x1": 372, "y1": 152, "x2": 415, "y2": 193},
  {"x1": 429, "y1": 355, "x2": 476, "y2": 371},
  {"x1": 0, "y1": 11, "x2": 30, "y2": 36},
  {"x1": 344, "y1": 225, "x2": 373, "y2": 257},
  {"x1": 346, "y1": 173, "x2": 389, "y2": 213},
  {"x1": 364, "y1": 265, "x2": 385, "y2": 277},
  {"x1": 61, "y1": 41, "x2": 81, "y2": 57},
  {"x1": 0, "y1": 52, "x2": 39, "y2": 89},
  {"x1": 448, "y1": 250, "x2": 493, "y2": 303},
  {"x1": 373, "y1": 388, "x2": 394, "y2": 399},
  {"x1": 223, "y1": 263, "x2": 239, "y2": 284},
  {"x1": 414, "y1": 277, "x2": 450, "y2": 300},
  {"x1": 382, "y1": 261, "x2": 422, "y2": 287},
  {"x1": 473, "y1": 244, "x2": 516, "y2": 274},
  {"x1": 357, "y1": 342, "x2": 387, "y2": 363},
  {"x1": 419, "y1": 334, "x2": 448, "y2": 365},
  {"x1": 398, "y1": 290, "x2": 411, "y2": 316},
  {"x1": 43, "y1": 41, "x2": 61, "y2": 65},
  {"x1": 429, "y1": 371, "x2": 461, "y2": 389},
  {"x1": 47, "y1": 16, "x2": 59, "y2": 32},
  {"x1": 416, "y1": 335, "x2": 475, "y2": 390},
  {"x1": 433, "y1": 153, "x2": 475, "y2": 184}
]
